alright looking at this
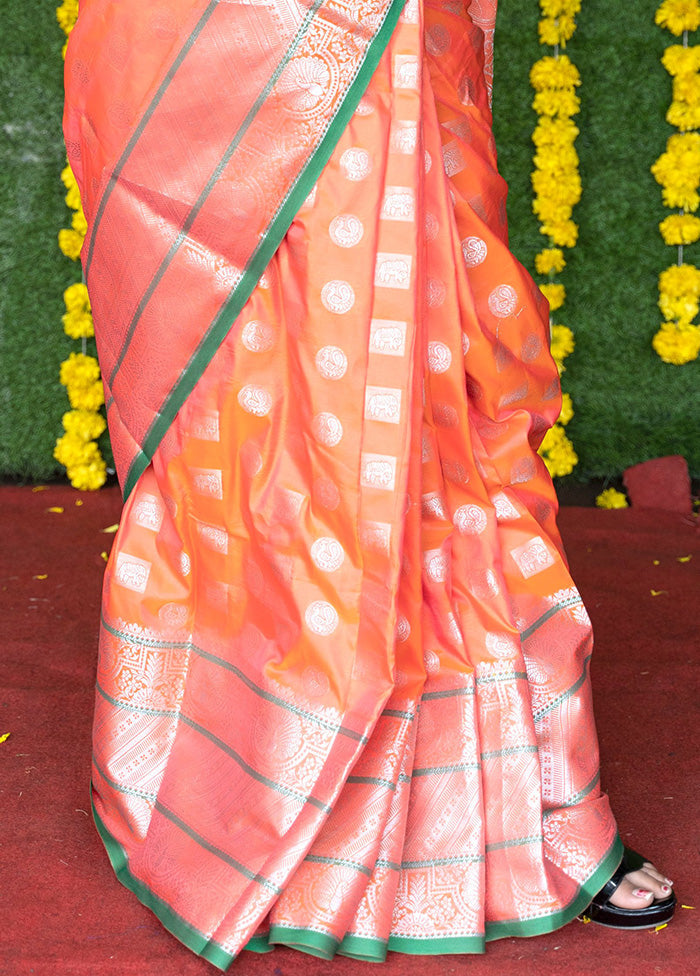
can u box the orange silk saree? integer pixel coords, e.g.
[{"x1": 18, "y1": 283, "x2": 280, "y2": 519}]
[{"x1": 64, "y1": 0, "x2": 622, "y2": 967}]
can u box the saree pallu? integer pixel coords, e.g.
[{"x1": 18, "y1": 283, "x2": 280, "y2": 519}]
[{"x1": 64, "y1": 0, "x2": 622, "y2": 967}]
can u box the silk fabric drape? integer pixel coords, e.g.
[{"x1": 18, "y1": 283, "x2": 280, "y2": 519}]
[{"x1": 66, "y1": 0, "x2": 622, "y2": 967}]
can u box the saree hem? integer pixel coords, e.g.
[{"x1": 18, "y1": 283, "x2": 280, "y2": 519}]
[
  {"x1": 93, "y1": 784, "x2": 623, "y2": 965},
  {"x1": 92, "y1": 789, "x2": 235, "y2": 971}
]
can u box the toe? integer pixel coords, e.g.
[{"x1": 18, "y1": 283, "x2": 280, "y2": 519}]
[{"x1": 609, "y1": 868, "x2": 673, "y2": 910}]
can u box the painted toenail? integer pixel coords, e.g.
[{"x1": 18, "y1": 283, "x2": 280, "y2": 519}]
[
  {"x1": 633, "y1": 889, "x2": 653, "y2": 898},
  {"x1": 661, "y1": 885, "x2": 671, "y2": 893}
]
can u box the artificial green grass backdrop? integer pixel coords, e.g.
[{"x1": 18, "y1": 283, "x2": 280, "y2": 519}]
[
  {"x1": 0, "y1": 0, "x2": 698, "y2": 482},
  {"x1": 493, "y1": 0, "x2": 699, "y2": 478}
]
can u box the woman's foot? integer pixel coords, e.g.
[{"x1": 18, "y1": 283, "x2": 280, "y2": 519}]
[
  {"x1": 607, "y1": 859, "x2": 673, "y2": 910},
  {"x1": 581, "y1": 847, "x2": 676, "y2": 928}
]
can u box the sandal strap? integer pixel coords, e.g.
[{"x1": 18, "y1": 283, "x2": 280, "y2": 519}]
[{"x1": 590, "y1": 846, "x2": 646, "y2": 907}]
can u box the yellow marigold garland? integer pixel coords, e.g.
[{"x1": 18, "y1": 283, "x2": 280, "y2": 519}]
[
  {"x1": 55, "y1": 1, "x2": 107, "y2": 491},
  {"x1": 651, "y1": 1, "x2": 700, "y2": 364},
  {"x1": 531, "y1": 0, "x2": 582, "y2": 478}
]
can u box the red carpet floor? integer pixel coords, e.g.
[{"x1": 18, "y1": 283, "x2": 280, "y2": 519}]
[{"x1": 1, "y1": 485, "x2": 699, "y2": 976}]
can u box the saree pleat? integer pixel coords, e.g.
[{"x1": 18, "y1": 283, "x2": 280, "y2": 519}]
[{"x1": 78, "y1": 0, "x2": 622, "y2": 968}]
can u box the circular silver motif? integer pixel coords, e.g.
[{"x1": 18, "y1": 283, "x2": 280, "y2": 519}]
[
  {"x1": 241, "y1": 320, "x2": 275, "y2": 352},
  {"x1": 313, "y1": 478, "x2": 341, "y2": 510},
  {"x1": 521, "y1": 334, "x2": 542, "y2": 362},
  {"x1": 462, "y1": 236, "x2": 488, "y2": 268},
  {"x1": 454, "y1": 504, "x2": 488, "y2": 535},
  {"x1": 315, "y1": 345, "x2": 348, "y2": 379},
  {"x1": 396, "y1": 614, "x2": 411, "y2": 642},
  {"x1": 426, "y1": 24, "x2": 451, "y2": 56},
  {"x1": 237, "y1": 384, "x2": 272, "y2": 416},
  {"x1": 427, "y1": 277, "x2": 446, "y2": 308},
  {"x1": 320, "y1": 281, "x2": 355, "y2": 315},
  {"x1": 312, "y1": 411, "x2": 343, "y2": 446},
  {"x1": 488, "y1": 284, "x2": 518, "y2": 318},
  {"x1": 310, "y1": 538, "x2": 345, "y2": 572},
  {"x1": 426, "y1": 552, "x2": 448, "y2": 582},
  {"x1": 329, "y1": 214, "x2": 364, "y2": 248},
  {"x1": 305, "y1": 600, "x2": 340, "y2": 636},
  {"x1": 442, "y1": 459, "x2": 469, "y2": 484},
  {"x1": 302, "y1": 666, "x2": 331, "y2": 697},
  {"x1": 427, "y1": 341, "x2": 452, "y2": 374},
  {"x1": 179, "y1": 552, "x2": 191, "y2": 577},
  {"x1": 469, "y1": 568, "x2": 500, "y2": 598},
  {"x1": 425, "y1": 212, "x2": 439, "y2": 241},
  {"x1": 340, "y1": 148, "x2": 371, "y2": 181},
  {"x1": 424, "y1": 649, "x2": 441, "y2": 674},
  {"x1": 433, "y1": 402, "x2": 459, "y2": 428}
]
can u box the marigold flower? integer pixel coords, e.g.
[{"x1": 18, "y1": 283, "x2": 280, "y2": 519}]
[
  {"x1": 67, "y1": 381, "x2": 105, "y2": 412},
  {"x1": 652, "y1": 322, "x2": 700, "y2": 363},
  {"x1": 62, "y1": 409, "x2": 107, "y2": 442},
  {"x1": 596, "y1": 488, "x2": 629, "y2": 509},
  {"x1": 62, "y1": 309, "x2": 95, "y2": 339},
  {"x1": 532, "y1": 117, "x2": 580, "y2": 149},
  {"x1": 71, "y1": 207, "x2": 88, "y2": 237},
  {"x1": 667, "y1": 100, "x2": 700, "y2": 131},
  {"x1": 64, "y1": 281, "x2": 90, "y2": 313},
  {"x1": 67, "y1": 459, "x2": 108, "y2": 492},
  {"x1": 56, "y1": 0, "x2": 79, "y2": 35},
  {"x1": 60, "y1": 352, "x2": 101, "y2": 389},
  {"x1": 530, "y1": 54, "x2": 581, "y2": 91},
  {"x1": 550, "y1": 324, "x2": 575, "y2": 365},
  {"x1": 673, "y1": 71, "x2": 700, "y2": 103},
  {"x1": 61, "y1": 162, "x2": 78, "y2": 192},
  {"x1": 659, "y1": 213, "x2": 700, "y2": 244},
  {"x1": 58, "y1": 228, "x2": 83, "y2": 261},
  {"x1": 544, "y1": 219, "x2": 579, "y2": 248},
  {"x1": 535, "y1": 248, "x2": 566, "y2": 275},
  {"x1": 54, "y1": 432, "x2": 97, "y2": 469},
  {"x1": 662, "y1": 44, "x2": 700, "y2": 76},
  {"x1": 538, "y1": 424, "x2": 578, "y2": 477},
  {"x1": 538, "y1": 15, "x2": 577, "y2": 47},
  {"x1": 65, "y1": 182, "x2": 81, "y2": 211},
  {"x1": 539, "y1": 1, "x2": 582, "y2": 23},
  {"x1": 532, "y1": 89, "x2": 581, "y2": 118},
  {"x1": 655, "y1": 0, "x2": 700, "y2": 36},
  {"x1": 558, "y1": 392, "x2": 574, "y2": 426},
  {"x1": 540, "y1": 282, "x2": 566, "y2": 310}
]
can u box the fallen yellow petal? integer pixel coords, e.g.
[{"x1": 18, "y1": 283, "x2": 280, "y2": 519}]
[
  {"x1": 75, "y1": 499, "x2": 84, "y2": 507},
  {"x1": 100, "y1": 551, "x2": 109, "y2": 562},
  {"x1": 654, "y1": 923, "x2": 668, "y2": 933},
  {"x1": 33, "y1": 574, "x2": 48, "y2": 580},
  {"x1": 650, "y1": 589, "x2": 668, "y2": 596},
  {"x1": 0, "y1": 733, "x2": 10, "y2": 745},
  {"x1": 32, "y1": 486, "x2": 48, "y2": 492},
  {"x1": 101, "y1": 524, "x2": 119, "y2": 534},
  {"x1": 677, "y1": 555, "x2": 692, "y2": 563},
  {"x1": 47, "y1": 506, "x2": 64, "y2": 514},
  {"x1": 653, "y1": 559, "x2": 660, "y2": 566},
  {"x1": 681, "y1": 904, "x2": 696, "y2": 909}
]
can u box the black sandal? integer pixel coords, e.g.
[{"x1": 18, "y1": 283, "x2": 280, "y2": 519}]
[{"x1": 580, "y1": 847, "x2": 676, "y2": 929}]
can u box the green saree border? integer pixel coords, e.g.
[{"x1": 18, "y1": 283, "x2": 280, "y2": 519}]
[
  {"x1": 121, "y1": 0, "x2": 408, "y2": 500},
  {"x1": 91, "y1": 788, "x2": 237, "y2": 971},
  {"x1": 93, "y1": 783, "x2": 623, "y2": 967}
]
